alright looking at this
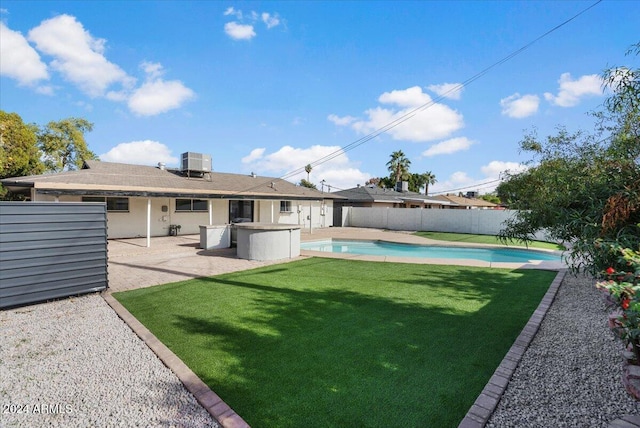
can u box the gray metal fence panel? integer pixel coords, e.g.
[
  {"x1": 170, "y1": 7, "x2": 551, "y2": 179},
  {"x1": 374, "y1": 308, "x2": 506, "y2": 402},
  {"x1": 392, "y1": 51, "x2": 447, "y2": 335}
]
[{"x1": 0, "y1": 202, "x2": 108, "y2": 308}]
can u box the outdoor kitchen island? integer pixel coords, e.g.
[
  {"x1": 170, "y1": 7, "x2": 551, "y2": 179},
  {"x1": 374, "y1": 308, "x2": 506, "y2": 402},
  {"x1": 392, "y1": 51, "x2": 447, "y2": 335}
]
[{"x1": 234, "y1": 222, "x2": 301, "y2": 261}]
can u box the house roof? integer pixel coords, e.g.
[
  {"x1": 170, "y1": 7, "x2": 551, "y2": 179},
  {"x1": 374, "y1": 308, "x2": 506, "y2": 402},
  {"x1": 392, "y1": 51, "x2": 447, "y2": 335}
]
[
  {"x1": 1, "y1": 160, "x2": 342, "y2": 201},
  {"x1": 431, "y1": 194, "x2": 498, "y2": 208},
  {"x1": 332, "y1": 185, "x2": 452, "y2": 205}
]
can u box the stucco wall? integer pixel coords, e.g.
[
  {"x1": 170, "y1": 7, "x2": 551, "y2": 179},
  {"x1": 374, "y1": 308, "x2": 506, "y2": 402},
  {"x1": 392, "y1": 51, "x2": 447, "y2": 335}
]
[
  {"x1": 38, "y1": 194, "x2": 332, "y2": 239},
  {"x1": 342, "y1": 206, "x2": 549, "y2": 240}
]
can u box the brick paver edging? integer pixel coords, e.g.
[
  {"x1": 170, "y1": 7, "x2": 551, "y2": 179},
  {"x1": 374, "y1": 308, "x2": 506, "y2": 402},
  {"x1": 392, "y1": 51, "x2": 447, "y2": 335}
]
[
  {"x1": 102, "y1": 293, "x2": 250, "y2": 428},
  {"x1": 458, "y1": 268, "x2": 568, "y2": 428}
]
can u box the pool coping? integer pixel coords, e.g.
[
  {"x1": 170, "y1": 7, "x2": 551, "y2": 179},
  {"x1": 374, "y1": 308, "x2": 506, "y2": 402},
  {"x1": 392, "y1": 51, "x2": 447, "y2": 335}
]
[
  {"x1": 300, "y1": 237, "x2": 566, "y2": 271},
  {"x1": 458, "y1": 268, "x2": 567, "y2": 427}
]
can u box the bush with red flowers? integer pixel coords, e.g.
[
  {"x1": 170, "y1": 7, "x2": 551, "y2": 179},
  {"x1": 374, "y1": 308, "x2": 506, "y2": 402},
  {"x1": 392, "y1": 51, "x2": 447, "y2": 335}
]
[{"x1": 596, "y1": 242, "x2": 640, "y2": 361}]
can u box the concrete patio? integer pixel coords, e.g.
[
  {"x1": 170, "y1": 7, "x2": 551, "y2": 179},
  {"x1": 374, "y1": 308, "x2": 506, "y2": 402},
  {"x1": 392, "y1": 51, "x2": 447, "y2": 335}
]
[{"x1": 106, "y1": 226, "x2": 564, "y2": 293}]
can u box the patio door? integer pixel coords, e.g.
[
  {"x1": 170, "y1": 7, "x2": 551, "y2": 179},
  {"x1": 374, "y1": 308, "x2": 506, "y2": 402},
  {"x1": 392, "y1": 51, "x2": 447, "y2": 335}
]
[{"x1": 230, "y1": 200, "x2": 254, "y2": 223}]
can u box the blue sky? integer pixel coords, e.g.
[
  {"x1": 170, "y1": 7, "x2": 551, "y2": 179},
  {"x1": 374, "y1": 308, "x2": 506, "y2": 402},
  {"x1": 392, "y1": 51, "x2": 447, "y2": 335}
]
[{"x1": 1, "y1": 1, "x2": 638, "y2": 194}]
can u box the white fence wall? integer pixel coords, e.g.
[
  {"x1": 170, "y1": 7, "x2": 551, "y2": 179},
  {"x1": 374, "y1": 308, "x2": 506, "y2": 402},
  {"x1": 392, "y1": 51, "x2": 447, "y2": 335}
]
[{"x1": 342, "y1": 207, "x2": 548, "y2": 239}]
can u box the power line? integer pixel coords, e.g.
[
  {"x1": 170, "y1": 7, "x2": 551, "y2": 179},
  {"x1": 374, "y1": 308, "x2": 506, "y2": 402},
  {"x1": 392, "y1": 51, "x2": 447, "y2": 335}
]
[
  {"x1": 228, "y1": 0, "x2": 602, "y2": 197},
  {"x1": 430, "y1": 179, "x2": 503, "y2": 195}
]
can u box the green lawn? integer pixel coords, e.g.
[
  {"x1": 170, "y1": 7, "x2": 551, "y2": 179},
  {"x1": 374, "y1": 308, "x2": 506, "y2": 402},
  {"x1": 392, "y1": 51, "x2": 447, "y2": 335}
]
[
  {"x1": 414, "y1": 231, "x2": 565, "y2": 250},
  {"x1": 113, "y1": 258, "x2": 556, "y2": 427}
]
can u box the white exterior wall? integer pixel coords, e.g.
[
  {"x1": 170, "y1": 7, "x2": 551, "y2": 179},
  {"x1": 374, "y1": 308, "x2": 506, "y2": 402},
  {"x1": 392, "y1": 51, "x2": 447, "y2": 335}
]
[
  {"x1": 294, "y1": 200, "x2": 333, "y2": 229},
  {"x1": 39, "y1": 194, "x2": 332, "y2": 239},
  {"x1": 344, "y1": 206, "x2": 548, "y2": 240}
]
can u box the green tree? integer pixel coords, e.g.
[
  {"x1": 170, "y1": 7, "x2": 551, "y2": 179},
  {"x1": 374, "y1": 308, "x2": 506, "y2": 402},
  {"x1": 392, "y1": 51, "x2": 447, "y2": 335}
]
[
  {"x1": 38, "y1": 118, "x2": 98, "y2": 172},
  {"x1": 299, "y1": 178, "x2": 317, "y2": 190},
  {"x1": 0, "y1": 111, "x2": 45, "y2": 199},
  {"x1": 386, "y1": 150, "x2": 411, "y2": 185},
  {"x1": 304, "y1": 164, "x2": 312, "y2": 181},
  {"x1": 497, "y1": 43, "x2": 640, "y2": 274},
  {"x1": 480, "y1": 194, "x2": 501, "y2": 204},
  {"x1": 422, "y1": 171, "x2": 437, "y2": 195},
  {"x1": 408, "y1": 171, "x2": 437, "y2": 194},
  {"x1": 408, "y1": 173, "x2": 424, "y2": 193}
]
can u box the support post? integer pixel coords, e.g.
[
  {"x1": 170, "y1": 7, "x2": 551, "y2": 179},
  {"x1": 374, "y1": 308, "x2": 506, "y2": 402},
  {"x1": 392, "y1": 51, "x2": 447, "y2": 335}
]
[{"x1": 146, "y1": 198, "x2": 151, "y2": 248}]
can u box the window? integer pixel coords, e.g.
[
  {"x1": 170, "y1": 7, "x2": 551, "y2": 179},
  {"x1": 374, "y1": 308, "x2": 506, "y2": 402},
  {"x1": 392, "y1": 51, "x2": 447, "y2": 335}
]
[
  {"x1": 192, "y1": 199, "x2": 208, "y2": 211},
  {"x1": 230, "y1": 200, "x2": 253, "y2": 223},
  {"x1": 280, "y1": 200, "x2": 292, "y2": 212},
  {"x1": 176, "y1": 199, "x2": 208, "y2": 212},
  {"x1": 82, "y1": 196, "x2": 129, "y2": 212}
]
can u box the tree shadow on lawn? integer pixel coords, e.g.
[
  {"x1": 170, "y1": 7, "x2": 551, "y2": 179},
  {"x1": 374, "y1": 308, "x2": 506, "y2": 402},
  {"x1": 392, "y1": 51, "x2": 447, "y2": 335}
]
[{"x1": 124, "y1": 259, "x2": 553, "y2": 428}]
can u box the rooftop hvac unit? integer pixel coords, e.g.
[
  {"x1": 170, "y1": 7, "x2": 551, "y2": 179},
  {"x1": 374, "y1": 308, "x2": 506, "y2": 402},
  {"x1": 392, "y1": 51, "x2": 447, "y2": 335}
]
[{"x1": 181, "y1": 152, "x2": 212, "y2": 172}]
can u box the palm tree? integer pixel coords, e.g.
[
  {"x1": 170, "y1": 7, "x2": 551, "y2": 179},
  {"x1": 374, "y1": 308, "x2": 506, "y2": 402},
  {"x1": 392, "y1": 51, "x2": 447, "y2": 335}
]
[
  {"x1": 386, "y1": 150, "x2": 411, "y2": 184},
  {"x1": 305, "y1": 164, "x2": 312, "y2": 181},
  {"x1": 423, "y1": 171, "x2": 437, "y2": 195}
]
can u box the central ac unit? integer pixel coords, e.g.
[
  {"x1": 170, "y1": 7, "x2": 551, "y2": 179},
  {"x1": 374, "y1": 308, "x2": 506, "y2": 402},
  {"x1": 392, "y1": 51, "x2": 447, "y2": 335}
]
[{"x1": 181, "y1": 152, "x2": 212, "y2": 172}]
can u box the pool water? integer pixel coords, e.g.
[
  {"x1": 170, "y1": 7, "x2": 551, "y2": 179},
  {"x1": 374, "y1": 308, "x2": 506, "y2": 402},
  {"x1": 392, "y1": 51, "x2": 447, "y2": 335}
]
[{"x1": 300, "y1": 239, "x2": 562, "y2": 263}]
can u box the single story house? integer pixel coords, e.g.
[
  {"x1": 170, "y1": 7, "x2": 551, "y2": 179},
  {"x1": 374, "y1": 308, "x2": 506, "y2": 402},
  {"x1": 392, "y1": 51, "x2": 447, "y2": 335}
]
[
  {"x1": 1, "y1": 158, "x2": 343, "y2": 242},
  {"x1": 332, "y1": 184, "x2": 456, "y2": 209},
  {"x1": 331, "y1": 184, "x2": 457, "y2": 224},
  {"x1": 431, "y1": 193, "x2": 498, "y2": 209}
]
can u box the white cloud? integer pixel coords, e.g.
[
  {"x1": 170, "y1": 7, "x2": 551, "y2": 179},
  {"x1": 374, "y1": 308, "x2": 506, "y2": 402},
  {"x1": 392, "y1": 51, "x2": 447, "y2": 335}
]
[
  {"x1": 500, "y1": 93, "x2": 540, "y2": 118},
  {"x1": 421, "y1": 137, "x2": 475, "y2": 157},
  {"x1": 544, "y1": 72, "x2": 604, "y2": 107},
  {"x1": 333, "y1": 86, "x2": 463, "y2": 142},
  {"x1": 223, "y1": 7, "x2": 242, "y2": 19},
  {"x1": 327, "y1": 114, "x2": 356, "y2": 126},
  {"x1": 378, "y1": 86, "x2": 431, "y2": 107},
  {"x1": 99, "y1": 140, "x2": 179, "y2": 165},
  {"x1": 35, "y1": 85, "x2": 54, "y2": 95},
  {"x1": 127, "y1": 62, "x2": 195, "y2": 116},
  {"x1": 241, "y1": 145, "x2": 370, "y2": 190},
  {"x1": 427, "y1": 83, "x2": 463, "y2": 100},
  {"x1": 0, "y1": 22, "x2": 49, "y2": 86},
  {"x1": 261, "y1": 12, "x2": 280, "y2": 29},
  {"x1": 224, "y1": 22, "x2": 256, "y2": 40},
  {"x1": 140, "y1": 61, "x2": 164, "y2": 79},
  {"x1": 321, "y1": 168, "x2": 370, "y2": 192},
  {"x1": 241, "y1": 148, "x2": 266, "y2": 163},
  {"x1": 28, "y1": 14, "x2": 133, "y2": 97},
  {"x1": 128, "y1": 79, "x2": 195, "y2": 116},
  {"x1": 224, "y1": 8, "x2": 282, "y2": 40},
  {"x1": 480, "y1": 160, "x2": 527, "y2": 178},
  {"x1": 1, "y1": 15, "x2": 193, "y2": 115},
  {"x1": 431, "y1": 160, "x2": 528, "y2": 195}
]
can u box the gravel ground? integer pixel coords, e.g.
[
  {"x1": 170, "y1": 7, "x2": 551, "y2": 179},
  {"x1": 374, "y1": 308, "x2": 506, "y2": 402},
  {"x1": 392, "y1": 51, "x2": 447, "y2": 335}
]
[
  {"x1": 487, "y1": 273, "x2": 640, "y2": 427},
  {"x1": 0, "y1": 294, "x2": 219, "y2": 428}
]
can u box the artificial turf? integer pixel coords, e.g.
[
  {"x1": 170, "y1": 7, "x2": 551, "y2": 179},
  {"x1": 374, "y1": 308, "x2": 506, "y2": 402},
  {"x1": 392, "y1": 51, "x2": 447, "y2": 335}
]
[
  {"x1": 113, "y1": 258, "x2": 556, "y2": 427},
  {"x1": 414, "y1": 231, "x2": 565, "y2": 250}
]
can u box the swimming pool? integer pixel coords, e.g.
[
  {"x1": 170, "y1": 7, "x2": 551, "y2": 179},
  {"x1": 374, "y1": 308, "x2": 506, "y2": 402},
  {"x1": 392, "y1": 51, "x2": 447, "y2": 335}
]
[{"x1": 300, "y1": 239, "x2": 562, "y2": 263}]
